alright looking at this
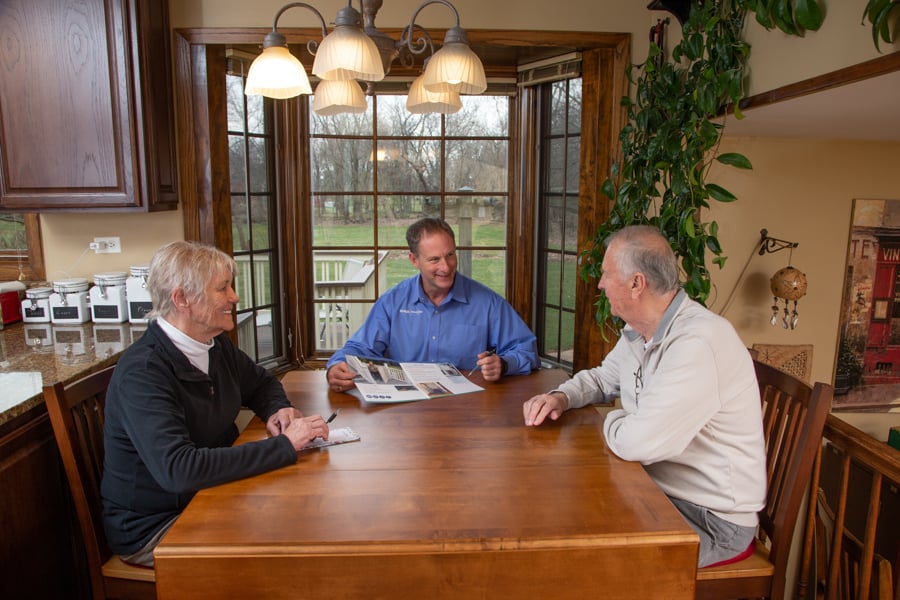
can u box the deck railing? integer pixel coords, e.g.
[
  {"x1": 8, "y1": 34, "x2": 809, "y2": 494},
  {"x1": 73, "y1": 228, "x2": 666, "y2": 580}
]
[
  {"x1": 314, "y1": 250, "x2": 389, "y2": 350},
  {"x1": 798, "y1": 415, "x2": 900, "y2": 600}
]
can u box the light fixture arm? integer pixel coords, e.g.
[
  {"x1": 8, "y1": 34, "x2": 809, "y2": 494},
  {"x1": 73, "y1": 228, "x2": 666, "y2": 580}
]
[
  {"x1": 402, "y1": 0, "x2": 467, "y2": 56},
  {"x1": 263, "y1": 2, "x2": 330, "y2": 57},
  {"x1": 757, "y1": 228, "x2": 799, "y2": 256}
]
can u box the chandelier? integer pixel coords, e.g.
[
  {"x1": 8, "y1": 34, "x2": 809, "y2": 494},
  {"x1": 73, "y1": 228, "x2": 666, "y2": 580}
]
[{"x1": 244, "y1": 0, "x2": 487, "y2": 115}]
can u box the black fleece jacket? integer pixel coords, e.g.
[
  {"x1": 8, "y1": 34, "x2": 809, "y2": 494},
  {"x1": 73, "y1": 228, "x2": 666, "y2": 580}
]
[{"x1": 101, "y1": 321, "x2": 297, "y2": 554}]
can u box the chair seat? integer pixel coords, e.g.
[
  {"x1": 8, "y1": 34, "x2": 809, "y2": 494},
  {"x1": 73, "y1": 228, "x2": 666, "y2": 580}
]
[
  {"x1": 101, "y1": 555, "x2": 156, "y2": 583},
  {"x1": 697, "y1": 540, "x2": 775, "y2": 581}
]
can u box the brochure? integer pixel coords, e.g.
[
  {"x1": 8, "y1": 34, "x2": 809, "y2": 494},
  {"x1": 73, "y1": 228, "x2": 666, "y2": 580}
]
[{"x1": 345, "y1": 355, "x2": 484, "y2": 403}]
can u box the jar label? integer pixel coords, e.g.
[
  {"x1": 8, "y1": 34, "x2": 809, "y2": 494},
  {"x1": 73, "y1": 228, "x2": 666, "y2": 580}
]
[
  {"x1": 24, "y1": 306, "x2": 46, "y2": 318},
  {"x1": 130, "y1": 301, "x2": 153, "y2": 320},
  {"x1": 52, "y1": 306, "x2": 80, "y2": 320},
  {"x1": 93, "y1": 305, "x2": 121, "y2": 320}
]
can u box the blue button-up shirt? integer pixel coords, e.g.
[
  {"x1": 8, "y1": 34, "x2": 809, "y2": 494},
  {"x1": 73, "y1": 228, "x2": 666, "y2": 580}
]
[{"x1": 326, "y1": 273, "x2": 539, "y2": 374}]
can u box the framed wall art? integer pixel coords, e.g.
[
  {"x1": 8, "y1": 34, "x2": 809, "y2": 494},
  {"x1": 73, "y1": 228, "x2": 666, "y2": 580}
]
[{"x1": 834, "y1": 198, "x2": 900, "y2": 412}]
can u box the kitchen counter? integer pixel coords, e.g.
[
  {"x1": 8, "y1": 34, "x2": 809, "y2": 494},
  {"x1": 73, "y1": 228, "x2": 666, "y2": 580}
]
[{"x1": 0, "y1": 321, "x2": 145, "y2": 427}]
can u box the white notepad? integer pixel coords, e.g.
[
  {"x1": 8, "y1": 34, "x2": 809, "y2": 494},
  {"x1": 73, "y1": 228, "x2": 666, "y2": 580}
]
[{"x1": 300, "y1": 426, "x2": 360, "y2": 451}]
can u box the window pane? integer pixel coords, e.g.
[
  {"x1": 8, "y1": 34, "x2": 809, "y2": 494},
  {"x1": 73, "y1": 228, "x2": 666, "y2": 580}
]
[
  {"x1": 546, "y1": 197, "x2": 564, "y2": 251},
  {"x1": 247, "y1": 93, "x2": 265, "y2": 134},
  {"x1": 226, "y1": 74, "x2": 245, "y2": 133},
  {"x1": 229, "y1": 134, "x2": 246, "y2": 193},
  {"x1": 470, "y1": 249, "x2": 506, "y2": 298},
  {"x1": 442, "y1": 199, "x2": 507, "y2": 245},
  {"x1": 310, "y1": 137, "x2": 374, "y2": 192},
  {"x1": 255, "y1": 308, "x2": 274, "y2": 359},
  {"x1": 0, "y1": 214, "x2": 26, "y2": 254},
  {"x1": 446, "y1": 95, "x2": 508, "y2": 137},
  {"x1": 250, "y1": 197, "x2": 272, "y2": 247},
  {"x1": 550, "y1": 81, "x2": 567, "y2": 135},
  {"x1": 567, "y1": 79, "x2": 582, "y2": 134},
  {"x1": 566, "y1": 137, "x2": 580, "y2": 192},
  {"x1": 559, "y1": 309, "x2": 575, "y2": 364},
  {"x1": 563, "y1": 198, "x2": 579, "y2": 253},
  {"x1": 544, "y1": 252, "x2": 562, "y2": 305},
  {"x1": 248, "y1": 137, "x2": 269, "y2": 193},
  {"x1": 374, "y1": 139, "x2": 440, "y2": 192},
  {"x1": 445, "y1": 139, "x2": 508, "y2": 193},
  {"x1": 310, "y1": 102, "x2": 373, "y2": 135},
  {"x1": 377, "y1": 198, "x2": 421, "y2": 245},
  {"x1": 256, "y1": 254, "x2": 273, "y2": 305},
  {"x1": 376, "y1": 96, "x2": 441, "y2": 136},
  {"x1": 561, "y1": 254, "x2": 577, "y2": 311},
  {"x1": 232, "y1": 195, "x2": 250, "y2": 252},
  {"x1": 312, "y1": 197, "x2": 375, "y2": 245},
  {"x1": 547, "y1": 138, "x2": 565, "y2": 194},
  {"x1": 543, "y1": 307, "x2": 560, "y2": 357}
]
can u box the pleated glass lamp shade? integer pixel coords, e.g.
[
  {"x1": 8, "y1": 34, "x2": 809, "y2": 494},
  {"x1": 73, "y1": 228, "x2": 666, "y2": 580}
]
[
  {"x1": 422, "y1": 42, "x2": 486, "y2": 95},
  {"x1": 312, "y1": 79, "x2": 368, "y2": 116},
  {"x1": 406, "y1": 74, "x2": 462, "y2": 114},
  {"x1": 312, "y1": 25, "x2": 385, "y2": 82},
  {"x1": 245, "y1": 46, "x2": 312, "y2": 98}
]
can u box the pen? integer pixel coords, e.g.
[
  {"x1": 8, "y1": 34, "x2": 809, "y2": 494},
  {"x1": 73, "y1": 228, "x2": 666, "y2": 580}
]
[
  {"x1": 468, "y1": 347, "x2": 496, "y2": 376},
  {"x1": 326, "y1": 408, "x2": 341, "y2": 424}
]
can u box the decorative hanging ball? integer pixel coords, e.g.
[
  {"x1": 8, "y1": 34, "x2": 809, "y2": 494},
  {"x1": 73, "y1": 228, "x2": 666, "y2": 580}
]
[{"x1": 770, "y1": 266, "x2": 808, "y2": 301}]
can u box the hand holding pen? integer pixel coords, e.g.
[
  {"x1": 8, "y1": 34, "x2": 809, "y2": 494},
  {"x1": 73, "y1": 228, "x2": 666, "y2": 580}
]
[{"x1": 468, "y1": 347, "x2": 503, "y2": 381}]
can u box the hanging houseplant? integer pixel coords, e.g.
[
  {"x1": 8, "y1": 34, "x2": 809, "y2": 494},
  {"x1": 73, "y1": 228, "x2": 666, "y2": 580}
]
[{"x1": 581, "y1": 0, "x2": 828, "y2": 336}]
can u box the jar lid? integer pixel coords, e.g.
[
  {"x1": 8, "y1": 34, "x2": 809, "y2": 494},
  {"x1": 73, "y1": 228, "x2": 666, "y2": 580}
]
[
  {"x1": 26, "y1": 286, "x2": 53, "y2": 299},
  {"x1": 52, "y1": 278, "x2": 90, "y2": 293},
  {"x1": 94, "y1": 271, "x2": 128, "y2": 285},
  {"x1": 130, "y1": 265, "x2": 150, "y2": 276}
]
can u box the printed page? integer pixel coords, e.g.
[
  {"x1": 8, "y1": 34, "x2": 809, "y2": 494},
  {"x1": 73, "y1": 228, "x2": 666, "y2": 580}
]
[{"x1": 399, "y1": 362, "x2": 484, "y2": 396}]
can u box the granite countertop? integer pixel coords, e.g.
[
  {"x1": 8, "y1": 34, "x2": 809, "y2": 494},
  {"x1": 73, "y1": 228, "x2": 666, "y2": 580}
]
[{"x1": 0, "y1": 321, "x2": 145, "y2": 427}]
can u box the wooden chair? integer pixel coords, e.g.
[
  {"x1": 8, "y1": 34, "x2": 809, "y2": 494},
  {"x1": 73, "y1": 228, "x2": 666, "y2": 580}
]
[
  {"x1": 43, "y1": 366, "x2": 156, "y2": 600},
  {"x1": 696, "y1": 360, "x2": 833, "y2": 600}
]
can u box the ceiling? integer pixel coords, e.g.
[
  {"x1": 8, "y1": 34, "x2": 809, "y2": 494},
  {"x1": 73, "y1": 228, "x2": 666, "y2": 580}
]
[{"x1": 721, "y1": 69, "x2": 900, "y2": 142}]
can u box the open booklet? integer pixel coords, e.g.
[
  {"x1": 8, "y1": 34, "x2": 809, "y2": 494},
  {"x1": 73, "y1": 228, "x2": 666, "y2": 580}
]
[{"x1": 345, "y1": 355, "x2": 484, "y2": 403}]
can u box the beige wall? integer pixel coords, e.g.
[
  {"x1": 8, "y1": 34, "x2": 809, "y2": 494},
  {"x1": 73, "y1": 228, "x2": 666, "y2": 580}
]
[
  {"x1": 709, "y1": 137, "x2": 900, "y2": 438},
  {"x1": 37, "y1": 0, "x2": 900, "y2": 436}
]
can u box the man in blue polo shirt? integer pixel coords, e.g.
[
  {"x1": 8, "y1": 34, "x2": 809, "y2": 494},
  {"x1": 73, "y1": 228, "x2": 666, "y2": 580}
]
[{"x1": 326, "y1": 217, "x2": 539, "y2": 392}]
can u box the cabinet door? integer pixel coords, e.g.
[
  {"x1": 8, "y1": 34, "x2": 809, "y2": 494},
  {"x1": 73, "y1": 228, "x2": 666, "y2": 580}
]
[{"x1": 0, "y1": 0, "x2": 176, "y2": 211}]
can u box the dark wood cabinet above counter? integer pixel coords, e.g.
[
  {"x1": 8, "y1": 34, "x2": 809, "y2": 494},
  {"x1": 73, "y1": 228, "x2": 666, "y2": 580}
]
[{"x1": 0, "y1": 0, "x2": 177, "y2": 212}]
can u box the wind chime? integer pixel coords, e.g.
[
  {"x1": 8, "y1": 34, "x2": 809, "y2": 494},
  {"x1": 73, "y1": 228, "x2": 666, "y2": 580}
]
[{"x1": 759, "y1": 229, "x2": 807, "y2": 330}]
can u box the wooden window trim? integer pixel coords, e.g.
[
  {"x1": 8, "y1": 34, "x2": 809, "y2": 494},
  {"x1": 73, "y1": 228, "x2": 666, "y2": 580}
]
[{"x1": 0, "y1": 214, "x2": 45, "y2": 281}]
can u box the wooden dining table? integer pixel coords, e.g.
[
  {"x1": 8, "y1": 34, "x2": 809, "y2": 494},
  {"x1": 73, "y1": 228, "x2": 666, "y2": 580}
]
[{"x1": 154, "y1": 368, "x2": 699, "y2": 599}]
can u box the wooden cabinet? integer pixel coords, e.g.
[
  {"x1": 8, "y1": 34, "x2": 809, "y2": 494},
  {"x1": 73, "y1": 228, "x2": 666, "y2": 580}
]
[
  {"x1": 0, "y1": 0, "x2": 177, "y2": 212},
  {"x1": 0, "y1": 404, "x2": 89, "y2": 599}
]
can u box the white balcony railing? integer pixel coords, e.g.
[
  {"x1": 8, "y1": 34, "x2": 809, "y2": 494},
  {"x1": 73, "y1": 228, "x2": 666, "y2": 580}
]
[{"x1": 314, "y1": 250, "x2": 389, "y2": 350}]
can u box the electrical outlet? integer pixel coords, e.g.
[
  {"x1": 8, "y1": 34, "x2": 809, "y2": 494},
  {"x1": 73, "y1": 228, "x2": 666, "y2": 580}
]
[{"x1": 93, "y1": 237, "x2": 121, "y2": 254}]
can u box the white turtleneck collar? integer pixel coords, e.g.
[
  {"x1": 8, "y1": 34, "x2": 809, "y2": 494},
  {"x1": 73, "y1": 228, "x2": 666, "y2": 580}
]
[{"x1": 157, "y1": 316, "x2": 214, "y2": 374}]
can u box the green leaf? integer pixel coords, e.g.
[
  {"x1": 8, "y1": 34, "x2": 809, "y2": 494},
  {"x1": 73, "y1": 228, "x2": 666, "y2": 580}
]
[
  {"x1": 716, "y1": 152, "x2": 753, "y2": 169},
  {"x1": 772, "y1": 0, "x2": 799, "y2": 35},
  {"x1": 600, "y1": 178, "x2": 616, "y2": 200},
  {"x1": 707, "y1": 183, "x2": 738, "y2": 203},
  {"x1": 794, "y1": 0, "x2": 824, "y2": 31}
]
